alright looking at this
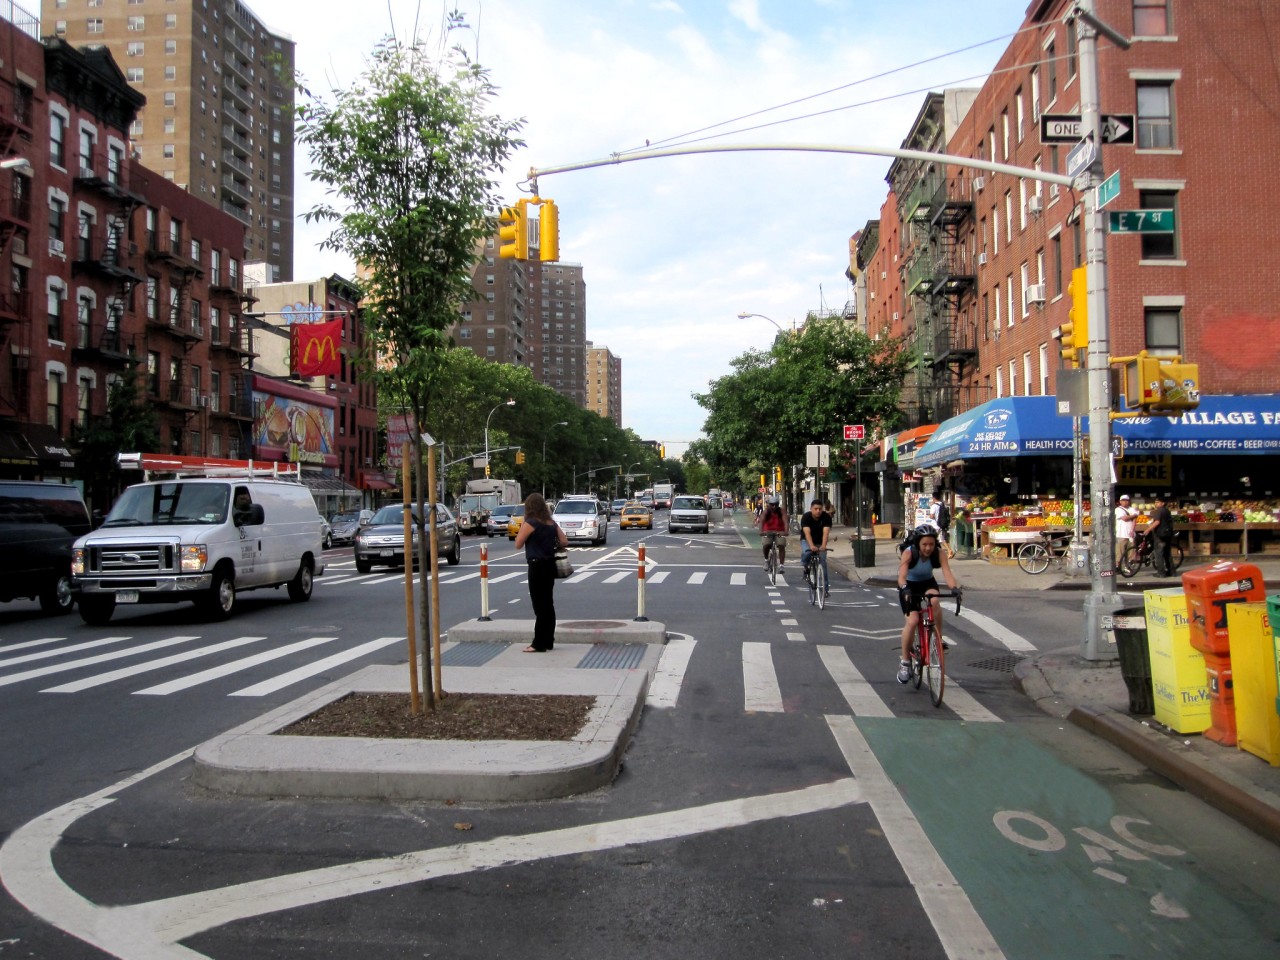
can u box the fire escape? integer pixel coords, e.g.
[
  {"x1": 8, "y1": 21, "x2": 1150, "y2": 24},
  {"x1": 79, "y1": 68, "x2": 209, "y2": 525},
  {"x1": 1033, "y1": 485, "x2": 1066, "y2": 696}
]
[
  {"x1": 0, "y1": 82, "x2": 34, "y2": 419},
  {"x1": 71, "y1": 178, "x2": 146, "y2": 369}
]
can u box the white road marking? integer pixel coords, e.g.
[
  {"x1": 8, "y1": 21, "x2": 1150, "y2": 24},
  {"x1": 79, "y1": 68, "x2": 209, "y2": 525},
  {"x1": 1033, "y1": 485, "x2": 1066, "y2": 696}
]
[
  {"x1": 647, "y1": 633, "x2": 696, "y2": 708},
  {"x1": 957, "y1": 606, "x2": 1036, "y2": 652},
  {"x1": 0, "y1": 635, "x2": 131, "y2": 668},
  {"x1": 41, "y1": 636, "x2": 270, "y2": 693},
  {"x1": 730, "y1": 572, "x2": 746, "y2": 585},
  {"x1": 0, "y1": 636, "x2": 199, "y2": 688},
  {"x1": 742, "y1": 641, "x2": 784, "y2": 712},
  {"x1": 816, "y1": 646, "x2": 893, "y2": 717},
  {"x1": 939, "y1": 676, "x2": 1002, "y2": 723},
  {"x1": 487, "y1": 571, "x2": 525, "y2": 585},
  {"x1": 0, "y1": 635, "x2": 76, "y2": 655},
  {"x1": 229, "y1": 636, "x2": 406, "y2": 697},
  {"x1": 780, "y1": 618, "x2": 797, "y2": 626},
  {"x1": 785, "y1": 632, "x2": 806, "y2": 643},
  {"x1": 133, "y1": 637, "x2": 343, "y2": 696},
  {"x1": 602, "y1": 572, "x2": 630, "y2": 584},
  {"x1": 648, "y1": 571, "x2": 670, "y2": 584},
  {"x1": 826, "y1": 715, "x2": 1007, "y2": 960},
  {"x1": 687, "y1": 572, "x2": 707, "y2": 585}
]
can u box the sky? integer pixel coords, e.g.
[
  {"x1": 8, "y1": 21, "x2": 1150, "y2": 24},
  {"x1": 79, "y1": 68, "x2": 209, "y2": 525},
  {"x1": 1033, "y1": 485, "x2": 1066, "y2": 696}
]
[{"x1": 246, "y1": 0, "x2": 1032, "y2": 458}]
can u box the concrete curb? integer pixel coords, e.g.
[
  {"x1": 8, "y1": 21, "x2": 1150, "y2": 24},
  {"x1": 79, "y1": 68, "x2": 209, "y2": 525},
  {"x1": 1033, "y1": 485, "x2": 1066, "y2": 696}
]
[
  {"x1": 192, "y1": 661, "x2": 651, "y2": 802},
  {"x1": 447, "y1": 617, "x2": 667, "y2": 645},
  {"x1": 1067, "y1": 704, "x2": 1280, "y2": 847}
]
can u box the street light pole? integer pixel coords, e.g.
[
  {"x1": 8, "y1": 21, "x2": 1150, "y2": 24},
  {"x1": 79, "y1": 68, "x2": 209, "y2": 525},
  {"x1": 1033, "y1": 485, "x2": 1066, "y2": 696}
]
[
  {"x1": 542, "y1": 420, "x2": 568, "y2": 497},
  {"x1": 483, "y1": 399, "x2": 515, "y2": 481},
  {"x1": 736, "y1": 311, "x2": 787, "y2": 336}
]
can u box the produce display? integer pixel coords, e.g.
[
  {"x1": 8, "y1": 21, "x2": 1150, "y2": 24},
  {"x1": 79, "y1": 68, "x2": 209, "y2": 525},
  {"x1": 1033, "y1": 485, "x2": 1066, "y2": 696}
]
[{"x1": 976, "y1": 498, "x2": 1280, "y2": 532}]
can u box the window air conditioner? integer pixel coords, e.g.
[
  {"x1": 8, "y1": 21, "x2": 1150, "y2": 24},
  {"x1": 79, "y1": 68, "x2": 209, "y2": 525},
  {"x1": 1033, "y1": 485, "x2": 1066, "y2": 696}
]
[
  {"x1": 972, "y1": 176, "x2": 985, "y2": 193},
  {"x1": 49, "y1": 238, "x2": 64, "y2": 256},
  {"x1": 1025, "y1": 283, "x2": 1047, "y2": 306},
  {"x1": 977, "y1": 252, "x2": 988, "y2": 266},
  {"x1": 198, "y1": 395, "x2": 210, "y2": 407},
  {"x1": 1028, "y1": 195, "x2": 1045, "y2": 218},
  {"x1": 1050, "y1": 183, "x2": 1060, "y2": 197}
]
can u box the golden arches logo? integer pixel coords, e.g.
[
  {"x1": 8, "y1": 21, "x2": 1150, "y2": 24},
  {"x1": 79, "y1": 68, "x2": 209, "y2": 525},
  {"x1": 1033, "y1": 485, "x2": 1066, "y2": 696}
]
[{"x1": 301, "y1": 335, "x2": 337, "y2": 366}]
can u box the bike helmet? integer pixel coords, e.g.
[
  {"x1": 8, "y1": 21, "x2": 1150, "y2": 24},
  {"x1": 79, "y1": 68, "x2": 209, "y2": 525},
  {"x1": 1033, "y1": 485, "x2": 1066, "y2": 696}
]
[
  {"x1": 913, "y1": 524, "x2": 939, "y2": 541},
  {"x1": 766, "y1": 495, "x2": 779, "y2": 505}
]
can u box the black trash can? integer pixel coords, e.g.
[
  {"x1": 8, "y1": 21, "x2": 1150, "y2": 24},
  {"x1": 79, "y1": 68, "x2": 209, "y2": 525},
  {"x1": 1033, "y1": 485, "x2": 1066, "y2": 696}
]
[
  {"x1": 852, "y1": 537, "x2": 876, "y2": 568},
  {"x1": 1112, "y1": 607, "x2": 1154, "y2": 715}
]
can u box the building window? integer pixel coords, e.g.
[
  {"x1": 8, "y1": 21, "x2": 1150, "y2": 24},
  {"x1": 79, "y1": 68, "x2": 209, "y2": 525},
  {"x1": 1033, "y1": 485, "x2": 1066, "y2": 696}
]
[
  {"x1": 163, "y1": 144, "x2": 175, "y2": 158},
  {"x1": 1023, "y1": 352, "x2": 1033, "y2": 396},
  {"x1": 1039, "y1": 344, "x2": 1050, "y2": 394},
  {"x1": 78, "y1": 296, "x2": 93, "y2": 350},
  {"x1": 87, "y1": 18, "x2": 104, "y2": 33},
  {"x1": 1139, "y1": 189, "x2": 1178, "y2": 259},
  {"x1": 1006, "y1": 275, "x2": 1015, "y2": 327},
  {"x1": 1020, "y1": 261, "x2": 1030, "y2": 318},
  {"x1": 1001, "y1": 109, "x2": 1010, "y2": 159},
  {"x1": 47, "y1": 371, "x2": 65, "y2": 430},
  {"x1": 486, "y1": 327, "x2": 495, "y2": 339},
  {"x1": 1008, "y1": 360, "x2": 1018, "y2": 396},
  {"x1": 50, "y1": 112, "x2": 66, "y2": 167},
  {"x1": 127, "y1": 15, "x2": 145, "y2": 31},
  {"x1": 126, "y1": 68, "x2": 144, "y2": 83},
  {"x1": 1145, "y1": 307, "x2": 1182, "y2": 355},
  {"x1": 995, "y1": 364, "x2": 1004, "y2": 398},
  {"x1": 1004, "y1": 191, "x2": 1013, "y2": 244},
  {"x1": 47, "y1": 287, "x2": 63, "y2": 341},
  {"x1": 165, "y1": 40, "x2": 178, "y2": 55},
  {"x1": 165, "y1": 66, "x2": 177, "y2": 81},
  {"x1": 1015, "y1": 88, "x2": 1024, "y2": 141},
  {"x1": 459, "y1": 328, "x2": 472, "y2": 340},
  {"x1": 1134, "y1": 0, "x2": 1170, "y2": 36},
  {"x1": 127, "y1": 41, "x2": 144, "y2": 56},
  {"x1": 146, "y1": 277, "x2": 158, "y2": 319},
  {"x1": 1046, "y1": 39, "x2": 1058, "y2": 102},
  {"x1": 166, "y1": 13, "x2": 177, "y2": 28},
  {"x1": 1136, "y1": 82, "x2": 1174, "y2": 148},
  {"x1": 48, "y1": 198, "x2": 66, "y2": 246}
]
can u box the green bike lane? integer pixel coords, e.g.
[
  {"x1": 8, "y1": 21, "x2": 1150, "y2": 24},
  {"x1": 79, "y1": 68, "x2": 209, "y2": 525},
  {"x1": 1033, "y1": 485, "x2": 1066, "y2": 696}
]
[{"x1": 850, "y1": 716, "x2": 1280, "y2": 960}]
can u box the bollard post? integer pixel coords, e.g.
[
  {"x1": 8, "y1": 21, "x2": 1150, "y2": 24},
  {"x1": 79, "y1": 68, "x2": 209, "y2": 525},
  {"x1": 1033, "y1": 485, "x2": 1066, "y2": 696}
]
[
  {"x1": 478, "y1": 542, "x2": 491, "y2": 621},
  {"x1": 635, "y1": 542, "x2": 649, "y2": 621}
]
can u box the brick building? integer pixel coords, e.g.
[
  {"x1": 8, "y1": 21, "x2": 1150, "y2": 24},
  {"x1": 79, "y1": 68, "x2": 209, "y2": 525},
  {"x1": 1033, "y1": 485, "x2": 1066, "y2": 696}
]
[
  {"x1": 585, "y1": 341, "x2": 621, "y2": 427},
  {"x1": 45, "y1": 0, "x2": 297, "y2": 281}
]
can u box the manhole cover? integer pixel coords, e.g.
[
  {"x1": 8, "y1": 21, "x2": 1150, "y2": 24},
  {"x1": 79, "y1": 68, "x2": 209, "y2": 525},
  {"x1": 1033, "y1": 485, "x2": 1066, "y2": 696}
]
[
  {"x1": 561, "y1": 620, "x2": 626, "y2": 630},
  {"x1": 968, "y1": 654, "x2": 1026, "y2": 673}
]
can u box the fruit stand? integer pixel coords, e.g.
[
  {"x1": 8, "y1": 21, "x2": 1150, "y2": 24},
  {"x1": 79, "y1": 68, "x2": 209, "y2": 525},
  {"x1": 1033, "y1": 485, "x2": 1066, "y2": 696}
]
[{"x1": 979, "y1": 500, "x2": 1089, "y2": 559}]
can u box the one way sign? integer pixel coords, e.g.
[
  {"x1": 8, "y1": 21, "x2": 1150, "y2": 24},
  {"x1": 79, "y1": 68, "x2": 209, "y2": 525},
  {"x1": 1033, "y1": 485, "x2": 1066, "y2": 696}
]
[{"x1": 1040, "y1": 113, "x2": 1135, "y2": 145}]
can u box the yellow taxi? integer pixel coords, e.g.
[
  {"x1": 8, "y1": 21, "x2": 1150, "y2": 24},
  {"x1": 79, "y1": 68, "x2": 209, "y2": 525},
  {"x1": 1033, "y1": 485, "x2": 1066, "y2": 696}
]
[
  {"x1": 507, "y1": 509, "x2": 524, "y2": 540},
  {"x1": 619, "y1": 502, "x2": 653, "y2": 530}
]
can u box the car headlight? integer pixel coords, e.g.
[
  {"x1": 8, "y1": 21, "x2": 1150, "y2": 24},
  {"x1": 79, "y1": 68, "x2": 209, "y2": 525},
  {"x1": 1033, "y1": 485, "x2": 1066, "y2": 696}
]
[
  {"x1": 181, "y1": 545, "x2": 208, "y2": 572},
  {"x1": 71, "y1": 547, "x2": 85, "y2": 576}
]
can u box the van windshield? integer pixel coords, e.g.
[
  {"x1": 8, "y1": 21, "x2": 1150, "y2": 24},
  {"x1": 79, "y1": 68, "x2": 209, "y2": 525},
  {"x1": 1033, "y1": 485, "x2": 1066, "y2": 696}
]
[
  {"x1": 102, "y1": 483, "x2": 230, "y2": 526},
  {"x1": 554, "y1": 501, "x2": 597, "y2": 515}
]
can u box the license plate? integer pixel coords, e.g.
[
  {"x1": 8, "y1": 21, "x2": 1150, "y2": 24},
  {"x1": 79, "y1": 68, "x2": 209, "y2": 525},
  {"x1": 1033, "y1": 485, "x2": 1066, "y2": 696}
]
[
  {"x1": 379, "y1": 550, "x2": 395, "y2": 557},
  {"x1": 115, "y1": 590, "x2": 140, "y2": 604}
]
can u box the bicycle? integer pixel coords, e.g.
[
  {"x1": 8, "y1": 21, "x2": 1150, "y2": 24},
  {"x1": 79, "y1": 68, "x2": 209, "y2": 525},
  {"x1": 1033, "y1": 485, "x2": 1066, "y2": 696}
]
[
  {"x1": 1016, "y1": 531, "x2": 1073, "y2": 575},
  {"x1": 905, "y1": 588, "x2": 963, "y2": 708},
  {"x1": 764, "y1": 533, "x2": 781, "y2": 586},
  {"x1": 803, "y1": 549, "x2": 828, "y2": 609},
  {"x1": 1118, "y1": 532, "x2": 1184, "y2": 579}
]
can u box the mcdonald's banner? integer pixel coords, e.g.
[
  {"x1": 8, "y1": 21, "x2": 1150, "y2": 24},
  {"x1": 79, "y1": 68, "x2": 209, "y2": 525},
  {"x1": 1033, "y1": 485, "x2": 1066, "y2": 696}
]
[{"x1": 290, "y1": 318, "x2": 342, "y2": 377}]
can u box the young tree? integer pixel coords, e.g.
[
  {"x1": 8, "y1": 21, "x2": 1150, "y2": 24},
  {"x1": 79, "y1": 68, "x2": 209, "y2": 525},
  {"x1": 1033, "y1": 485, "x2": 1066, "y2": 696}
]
[
  {"x1": 298, "y1": 18, "x2": 523, "y2": 708},
  {"x1": 72, "y1": 372, "x2": 160, "y2": 517}
]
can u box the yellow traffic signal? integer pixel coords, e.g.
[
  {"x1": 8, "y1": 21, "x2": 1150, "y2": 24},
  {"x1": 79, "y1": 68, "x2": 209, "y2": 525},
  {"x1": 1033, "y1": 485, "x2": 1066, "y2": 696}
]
[
  {"x1": 1067, "y1": 264, "x2": 1088, "y2": 348},
  {"x1": 759, "y1": 473, "x2": 767, "y2": 489},
  {"x1": 515, "y1": 451, "x2": 526, "y2": 465},
  {"x1": 1124, "y1": 350, "x2": 1200, "y2": 411},
  {"x1": 774, "y1": 466, "x2": 783, "y2": 487},
  {"x1": 538, "y1": 199, "x2": 559, "y2": 262},
  {"x1": 659, "y1": 444, "x2": 666, "y2": 460},
  {"x1": 498, "y1": 199, "x2": 529, "y2": 260}
]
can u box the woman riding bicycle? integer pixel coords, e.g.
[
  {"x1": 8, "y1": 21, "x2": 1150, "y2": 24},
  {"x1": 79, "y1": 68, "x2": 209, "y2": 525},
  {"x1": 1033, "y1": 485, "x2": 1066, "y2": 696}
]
[
  {"x1": 896, "y1": 526, "x2": 960, "y2": 684},
  {"x1": 758, "y1": 495, "x2": 788, "y2": 568}
]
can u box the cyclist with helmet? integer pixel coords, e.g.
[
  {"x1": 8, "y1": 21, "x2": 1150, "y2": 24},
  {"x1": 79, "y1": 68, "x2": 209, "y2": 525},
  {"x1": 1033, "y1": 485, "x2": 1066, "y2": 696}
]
[
  {"x1": 758, "y1": 495, "x2": 789, "y2": 569},
  {"x1": 896, "y1": 525, "x2": 960, "y2": 683}
]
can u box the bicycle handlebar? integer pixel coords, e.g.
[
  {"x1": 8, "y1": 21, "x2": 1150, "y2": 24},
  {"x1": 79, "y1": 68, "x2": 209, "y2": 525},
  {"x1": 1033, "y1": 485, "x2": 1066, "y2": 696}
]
[{"x1": 902, "y1": 587, "x2": 963, "y2": 615}]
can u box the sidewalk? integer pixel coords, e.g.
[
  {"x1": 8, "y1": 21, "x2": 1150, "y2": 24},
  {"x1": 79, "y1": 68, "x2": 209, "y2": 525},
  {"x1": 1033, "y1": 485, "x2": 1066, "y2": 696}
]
[{"x1": 816, "y1": 521, "x2": 1280, "y2": 845}]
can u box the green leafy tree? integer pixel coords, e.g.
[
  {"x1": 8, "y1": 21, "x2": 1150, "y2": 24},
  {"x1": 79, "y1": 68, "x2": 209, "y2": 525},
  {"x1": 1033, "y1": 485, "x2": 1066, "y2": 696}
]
[
  {"x1": 298, "y1": 19, "x2": 523, "y2": 709},
  {"x1": 72, "y1": 372, "x2": 160, "y2": 516}
]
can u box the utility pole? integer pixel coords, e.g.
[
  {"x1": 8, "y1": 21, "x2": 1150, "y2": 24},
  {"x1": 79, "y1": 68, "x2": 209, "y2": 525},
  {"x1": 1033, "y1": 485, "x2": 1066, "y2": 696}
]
[{"x1": 1074, "y1": 0, "x2": 1131, "y2": 660}]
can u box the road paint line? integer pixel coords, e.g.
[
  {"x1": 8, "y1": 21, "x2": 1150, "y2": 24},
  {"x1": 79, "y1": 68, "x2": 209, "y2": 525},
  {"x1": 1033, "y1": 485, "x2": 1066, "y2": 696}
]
[
  {"x1": 316, "y1": 575, "x2": 382, "y2": 586},
  {"x1": 647, "y1": 634, "x2": 696, "y2": 708},
  {"x1": 826, "y1": 715, "x2": 1006, "y2": 960},
  {"x1": 686, "y1": 572, "x2": 707, "y2": 585},
  {"x1": 742, "y1": 641, "x2": 784, "y2": 712},
  {"x1": 958, "y1": 607, "x2": 1036, "y2": 652},
  {"x1": 0, "y1": 635, "x2": 130, "y2": 668},
  {"x1": 647, "y1": 571, "x2": 670, "y2": 584},
  {"x1": 602, "y1": 572, "x2": 630, "y2": 584},
  {"x1": 0, "y1": 637, "x2": 198, "y2": 688},
  {"x1": 0, "y1": 635, "x2": 74, "y2": 655},
  {"x1": 442, "y1": 572, "x2": 481, "y2": 583},
  {"x1": 785, "y1": 632, "x2": 806, "y2": 643},
  {"x1": 730, "y1": 572, "x2": 746, "y2": 585},
  {"x1": 564, "y1": 571, "x2": 597, "y2": 583},
  {"x1": 41, "y1": 636, "x2": 271, "y2": 693},
  {"x1": 938, "y1": 676, "x2": 1002, "y2": 723},
  {"x1": 133, "y1": 637, "x2": 343, "y2": 696},
  {"x1": 487, "y1": 571, "x2": 524, "y2": 585},
  {"x1": 228, "y1": 636, "x2": 405, "y2": 697},
  {"x1": 780, "y1": 618, "x2": 797, "y2": 626},
  {"x1": 816, "y1": 646, "x2": 893, "y2": 717}
]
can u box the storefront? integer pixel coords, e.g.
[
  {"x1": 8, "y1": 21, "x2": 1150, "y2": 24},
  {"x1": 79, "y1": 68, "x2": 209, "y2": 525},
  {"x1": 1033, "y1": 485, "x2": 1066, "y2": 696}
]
[
  {"x1": 0, "y1": 421, "x2": 77, "y2": 481},
  {"x1": 874, "y1": 424, "x2": 937, "y2": 531}
]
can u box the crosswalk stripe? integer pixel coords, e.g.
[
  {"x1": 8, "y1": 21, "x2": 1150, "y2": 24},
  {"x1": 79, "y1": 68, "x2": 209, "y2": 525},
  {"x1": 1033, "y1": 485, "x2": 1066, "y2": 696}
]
[
  {"x1": 0, "y1": 635, "x2": 75, "y2": 655},
  {"x1": 134, "y1": 636, "x2": 343, "y2": 695},
  {"x1": 41, "y1": 636, "x2": 270, "y2": 693},
  {"x1": 487, "y1": 571, "x2": 525, "y2": 585},
  {"x1": 817, "y1": 645, "x2": 893, "y2": 717},
  {"x1": 229, "y1": 635, "x2": 406, "y2": 697},
  {"x1": 785, "y1": 632, "x2": 806, "y2": 643},
  {"x1": 742, "y1": 642, "x2": 784, "y2": 712},
  {"x1": 687, "y1": 572, "x2": 707, "y2": 585},
  {"x1": 602, "y1": 572, "x2": 630, "y2": 584},
  {"x1": 0, "y1": 636, "x2": 199, "y2": 688},
  {"x1": 647, "y1": 635, "x2": 696, "y2": 708},
  {"x1": 730, "y1": 572, "x2": 746, "y2": 585},
  {"x1": 648, "y1": 571, "x2": 670, "y2": 584},
  {"x1": 0, "y1": 635, "x2": 131, "y2": 669},
  {"x1": 937, "y1": 675, "x2": 1002, "y2": 722}
]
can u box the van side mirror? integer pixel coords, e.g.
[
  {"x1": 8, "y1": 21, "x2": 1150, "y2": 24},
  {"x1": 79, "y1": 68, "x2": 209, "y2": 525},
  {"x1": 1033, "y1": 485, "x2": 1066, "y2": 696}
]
[{"x1": 235, "y1": 503, "x2": 265, "y2": 526}]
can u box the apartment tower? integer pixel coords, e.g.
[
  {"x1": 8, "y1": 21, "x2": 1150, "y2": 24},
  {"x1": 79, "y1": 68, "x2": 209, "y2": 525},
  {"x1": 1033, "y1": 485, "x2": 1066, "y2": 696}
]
[{"x1": 45, "y1": 0, "x2": 296, "y2": 280}]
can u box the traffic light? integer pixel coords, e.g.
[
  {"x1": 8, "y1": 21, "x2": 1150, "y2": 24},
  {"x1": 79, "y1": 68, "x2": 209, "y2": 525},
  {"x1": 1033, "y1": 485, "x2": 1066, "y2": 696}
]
[
  {"x1": 515, "y1": 451, "x2": 525, "y2": 465},
  {"x1": 498, "y1": 199, "x2": 529, "y2": 260},
  {"x1": 1059, "y1": 265, "x2": 1089, "y2": 365},
  {"x1": 1124, "y1": 350, "x2": 1201, "y2": 411},
  {"x1": 538, "y1": 199, "x2": 559, "y2": 262},
  {"x1": 659, "y1": 444, "x2": 666, "y2": 460},
  {"x1": 774, "y1": 465, "x2": 783, "y2": 488},
  {"x1": 759, "y1": 474, "x2": 767, "y2": 489}
]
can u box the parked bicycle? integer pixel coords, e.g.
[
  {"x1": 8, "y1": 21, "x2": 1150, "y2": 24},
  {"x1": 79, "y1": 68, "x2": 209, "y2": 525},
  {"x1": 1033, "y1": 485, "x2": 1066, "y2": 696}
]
[
  {"x1": 906, "y1": 588, "x2": 962, "y2": 707},
  {"x1": 1118, "y1": 532, "x2": 1185, "y2": 578},
  {"x1": 803, "y1": 549, "x2": 828, "y2": 609},
  {"x1": 1016, "y1": 531, "x2": 1074, "y2": 575}
]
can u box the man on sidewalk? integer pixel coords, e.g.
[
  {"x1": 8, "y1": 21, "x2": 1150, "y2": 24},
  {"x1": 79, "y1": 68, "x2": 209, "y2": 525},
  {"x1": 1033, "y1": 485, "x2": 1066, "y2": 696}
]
[{"x1": 1114, "y1": 494, "x2": 1139, "y2": 566}]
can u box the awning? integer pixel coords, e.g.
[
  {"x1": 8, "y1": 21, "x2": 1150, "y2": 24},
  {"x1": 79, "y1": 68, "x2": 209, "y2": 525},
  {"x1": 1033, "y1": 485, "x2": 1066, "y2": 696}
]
[
  {"x1": 361, "y1": 470, "x2": 396, "y2": 491},
  {"x1": 301, "y1": 470, "x2": 349, "y2": 493},
  {"x1": 0, "y1": 422, "x2": 76, "y2": 470},
  {"x1": 890, "y1": 423, "x2": 939, "y2": 469},
  {"x1": 915, "y1": 394, "x2": 1280, "y2": 468}
]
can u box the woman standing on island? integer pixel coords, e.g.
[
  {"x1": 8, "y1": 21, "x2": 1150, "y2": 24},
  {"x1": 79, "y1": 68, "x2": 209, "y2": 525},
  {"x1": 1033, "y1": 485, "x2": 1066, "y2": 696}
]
[{"x1": 513, "y1": 492, "x2": 568, "y2": 652}]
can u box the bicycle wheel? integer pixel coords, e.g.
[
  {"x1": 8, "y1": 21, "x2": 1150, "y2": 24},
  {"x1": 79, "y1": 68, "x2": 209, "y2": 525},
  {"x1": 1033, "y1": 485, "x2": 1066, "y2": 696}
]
[
  {"x1": 806, "y1": 559, "x2": 817, "y2": 605},
  {"x1": 910, "y1": 633, "x2": 924, "y2": 690},
  {"x1": 1017, "y1": 541, "x2": 1051, "y2": 575},
  {"x1": 1171, "y1": 543, "x2": 1185, "y2": 573},
  {"x1": 927, "y1": 623, "x2": 946, "y2": 707},
  {"x1": 816, "y1": 562, "x2": 827, "y2": 610},
  {"x1": 1117, "y1": 545, "x2": 1141, "y2": 578},
  {"x1": 768, "y1": 545, "x2": 778, "y2": 586}
]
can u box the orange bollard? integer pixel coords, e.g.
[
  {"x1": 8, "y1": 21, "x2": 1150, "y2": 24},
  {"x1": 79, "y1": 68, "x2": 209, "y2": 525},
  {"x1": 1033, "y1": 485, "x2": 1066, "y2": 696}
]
[
  {"x1": 478, "y1": 541, "x2": 491, "y2": 621},
  {"x1": 635, "y1": 543, "x2": 648, "y2": 622}
]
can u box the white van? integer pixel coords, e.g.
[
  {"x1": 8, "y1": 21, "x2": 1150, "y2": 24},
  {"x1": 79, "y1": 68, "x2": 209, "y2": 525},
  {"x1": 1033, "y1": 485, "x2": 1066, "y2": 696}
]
[{"x1": 72, "y1": 475, "x2": 325, "y2": 624}]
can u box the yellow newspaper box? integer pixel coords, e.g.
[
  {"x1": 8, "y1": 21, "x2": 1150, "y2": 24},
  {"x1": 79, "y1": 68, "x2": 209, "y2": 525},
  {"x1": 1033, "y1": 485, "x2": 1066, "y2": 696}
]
[
  {"x1": 1227, "y1": 602, "x2": 1280, "y2": 766},
  {"x1": 1145, "y1": 588, "x2": 1211, "y2": 734}
]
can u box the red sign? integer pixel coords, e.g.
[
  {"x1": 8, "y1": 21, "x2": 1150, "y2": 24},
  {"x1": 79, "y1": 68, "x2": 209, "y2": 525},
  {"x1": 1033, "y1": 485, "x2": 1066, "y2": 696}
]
[
  {"x1": 290, "y1": 319, "x2": 342, "y2": 377},
  {"x1": 843, "y1": 424, "x2": 865, "y2": 440}
]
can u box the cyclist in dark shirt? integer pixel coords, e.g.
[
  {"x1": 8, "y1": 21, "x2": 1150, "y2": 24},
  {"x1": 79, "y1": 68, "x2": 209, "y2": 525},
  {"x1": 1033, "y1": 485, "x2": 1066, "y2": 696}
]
[{"x1": 800, "y1": 500, "x2": 832, "y2": 597}]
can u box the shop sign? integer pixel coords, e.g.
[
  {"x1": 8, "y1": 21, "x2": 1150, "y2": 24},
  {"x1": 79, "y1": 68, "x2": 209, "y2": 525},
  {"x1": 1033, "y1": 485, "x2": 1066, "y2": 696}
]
[{"x1": 1118, "y1": 455, "x2": 1171, "y2": 485}]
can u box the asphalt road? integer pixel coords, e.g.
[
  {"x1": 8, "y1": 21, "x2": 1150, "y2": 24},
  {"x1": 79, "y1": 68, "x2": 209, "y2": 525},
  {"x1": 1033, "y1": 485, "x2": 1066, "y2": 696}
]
[{"x1": 2, "y1": 511, "x2": 1278, "y2": 958}]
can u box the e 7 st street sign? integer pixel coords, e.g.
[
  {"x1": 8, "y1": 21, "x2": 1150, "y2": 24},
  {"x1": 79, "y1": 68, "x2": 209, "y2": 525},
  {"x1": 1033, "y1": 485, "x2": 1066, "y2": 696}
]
[
  {"x1": 1108, "y1": 209, "x2": 1175, "y2": 233},
  {"x1": 1041, "y1": 113, "x2": 1136, "y2": 145}
]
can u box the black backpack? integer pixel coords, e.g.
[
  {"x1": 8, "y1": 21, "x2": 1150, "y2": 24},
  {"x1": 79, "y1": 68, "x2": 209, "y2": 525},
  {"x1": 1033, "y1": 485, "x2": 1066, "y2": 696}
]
[
  {"x1": 898, "y1": 527, "x2": 942, "y2": 568},
  {"x1": 936, "y1": 502, "x2": 951, "y2": 530}
]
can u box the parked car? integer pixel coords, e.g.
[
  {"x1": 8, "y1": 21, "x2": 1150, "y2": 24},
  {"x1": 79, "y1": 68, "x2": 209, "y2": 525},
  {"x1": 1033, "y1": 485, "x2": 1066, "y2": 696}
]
[
  {"x1": 486, "y1": 507, "x2": 515, "y2": 537},
  {"x1": 610, "y1": 498, "x2": 627, "y2": 516},
  {"x1": 0, "y1": 481, "x2": 92, "y2": 615},
  {"x1": 619, "y1": 503, "x2": 653, "y2": 530},
  {"x1": 552, "y1": 497, "x2": 608, "y2": 546},
  {"x1": 328, "y1": 509, "x2": 373, "y2": 546},
  {"x1": 669, "y1": 495, "x2": 710, "y2": 534},
  {"x1": 353, "y1": 503, "x2": 461, "y2": 572}
]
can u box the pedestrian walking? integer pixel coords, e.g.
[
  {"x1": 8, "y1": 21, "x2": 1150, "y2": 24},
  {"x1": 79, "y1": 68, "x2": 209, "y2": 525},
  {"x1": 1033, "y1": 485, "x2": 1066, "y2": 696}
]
[{"x1": 513, "y1": 492, "x2": 568, "y2": 652}]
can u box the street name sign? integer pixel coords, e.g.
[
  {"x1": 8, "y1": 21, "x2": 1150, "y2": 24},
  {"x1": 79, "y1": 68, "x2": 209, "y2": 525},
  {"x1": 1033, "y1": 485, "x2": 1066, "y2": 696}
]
[
  {"x1": 1067, "y1": 136, "x2": 1097, "y2": 179},
  {"x1": 1096, "y1": 169, "x2": 1121, "y2": 209},
  {"x1": 1108, "y1": 209, "x2": 1175, "y2": 233},
  {"x1": 843, "y1": 424, "x2": 866, "y2": 440},
  {"x1": 1040, "y1": 113, "x2": 1136, "y2": 145}
]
